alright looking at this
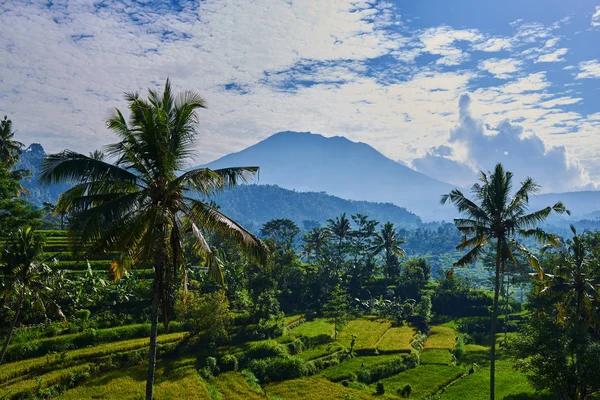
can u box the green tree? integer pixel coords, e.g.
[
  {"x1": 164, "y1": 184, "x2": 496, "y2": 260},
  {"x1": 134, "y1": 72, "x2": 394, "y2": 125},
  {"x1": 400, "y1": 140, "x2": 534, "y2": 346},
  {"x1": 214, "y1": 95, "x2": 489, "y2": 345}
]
[
  {"x1": 441, "y1": 163, "x2": 567, "y2": 400},
  {"x1": 39, "y1": 80, "x2": 269, "y2": 400},
  {"x1": 260, "y1": 219, "x2": 300, "y2": 251},
  {"x1": 324, "y1": 281, "x2": 349, "y2": 340},
  {"x1": 0, "y1": 227, "x2": 50, "y2": 364},
  {"x1": 326, "y1": 213, "x2": 352, "y2": 273},
  {"x1": 0, "y1": 116, "x2": 24, "y2": 167},
  {"x1": 370, "y1": 222, "x2": 406, "y2": 293}
]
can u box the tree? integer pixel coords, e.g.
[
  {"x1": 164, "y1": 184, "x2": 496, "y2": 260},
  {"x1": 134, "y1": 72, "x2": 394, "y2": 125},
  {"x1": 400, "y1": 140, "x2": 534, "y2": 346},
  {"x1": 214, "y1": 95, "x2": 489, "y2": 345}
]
[
  {"x1": 39, "y1": 79, "x2": 269, "y2": 400},
  {"x1": 301, "y1": 227, "x2": 329, "y2": 263},
  {"x1": 260, "y1": 219, "x2": 300, "y2": 252},
  {"x1": 0, "y1": 116, "x2": 24, "y2": 167},
  {"x1": 0, "y1": 227, "x2": 50, "y2": 364},
  {"x1": 370, "y1": 222, "x2": 406, "y2": 293},
  {"x1": 326, "y1": 213, "x2": 352, "y2": 272},
  {"x1": 522, "y1": 226, "x2": 600, "y2": 399},
  {"x1": 324, "y1": 281, "x2": 349, "y2": 340},
  {"x1": 441, "y1": 163, "x2": 567, "y2": 400}
]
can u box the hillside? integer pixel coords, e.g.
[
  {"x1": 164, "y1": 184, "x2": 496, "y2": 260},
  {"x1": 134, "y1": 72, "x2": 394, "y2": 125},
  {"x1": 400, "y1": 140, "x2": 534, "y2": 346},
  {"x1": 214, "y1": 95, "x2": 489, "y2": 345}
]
[
  {"x1": 201, "y1": 131, "x2": 459, "y2": 221},
  {"x1": 207, "y1": 184, "x2": 422, "y2": 232}
]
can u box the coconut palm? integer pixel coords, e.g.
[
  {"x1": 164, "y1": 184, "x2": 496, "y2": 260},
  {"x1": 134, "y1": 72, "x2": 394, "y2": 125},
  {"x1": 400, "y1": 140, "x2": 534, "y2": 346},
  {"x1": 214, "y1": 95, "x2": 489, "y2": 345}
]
[
  {"x1": 441, "y1": 163, "x2": 568, "y2": 400},
  {"x1": 40, "y1": 80, "x2": 269, "y2": 400},
  {"x1": 540, "y1": 226, "x2": 600, "y2": 399},
  {"x1": 301, "y1": 227, "x2": 329, "y2": 263},
  {"x1": 369, "y1": 221, "x2": 406, "y2": 293},
  {"x1": 0, "y1": 116, "x2": 24, "y2": 167},
  {"x1": 326, "y1": 213, "x2": 352, "y2": 272},
  {"x1": 0, "y1": 227, "x2": 50, "y2": 365}
]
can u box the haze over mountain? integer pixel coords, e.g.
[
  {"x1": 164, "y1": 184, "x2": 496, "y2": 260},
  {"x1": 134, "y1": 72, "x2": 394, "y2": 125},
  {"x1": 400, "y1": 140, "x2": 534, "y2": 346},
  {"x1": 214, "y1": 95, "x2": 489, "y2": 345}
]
[
  {"x1": 202, "y1": 131, "x2": 600, "y2": 222},
  {"x1": 201, "y1": 131, "x2": 460, "y2": 221}
]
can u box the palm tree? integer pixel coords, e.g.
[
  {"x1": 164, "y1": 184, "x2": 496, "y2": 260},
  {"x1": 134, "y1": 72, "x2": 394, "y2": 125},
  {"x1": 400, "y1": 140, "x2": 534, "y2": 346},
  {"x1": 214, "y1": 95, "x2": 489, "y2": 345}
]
[
  {"x1": 540, "y1": 226, "x2": 600, "y2": 400},
  {"x1": 441, "y1": 163, "x2": 568, "y2": 400},
  {"x1": 0, "y1": 116, "x2": 24, "y2": 167},
  {"x1": 301, "y1": 227, "x2": 329, "y2": 263},
  {"x1": 326, "y1": 213, "x2": 352, "y2": 272},
  {"x1": 0, "y1": 227, "x2": 50, "y2": 365},
  {"x1": 369, "y1": 222, "x2": 406, "y2": 293},
  {"x1": 40, "y1": 80, "x2": 269, "y2": 400}
]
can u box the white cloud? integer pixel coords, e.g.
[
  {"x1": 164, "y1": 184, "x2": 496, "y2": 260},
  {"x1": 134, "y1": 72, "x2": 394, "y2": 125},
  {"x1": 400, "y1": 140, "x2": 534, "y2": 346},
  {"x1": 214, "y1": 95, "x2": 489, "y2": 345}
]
[
  {"x1": 575, "y1": 59, "x2": 600, "y2": 79},
  {"x1": 535, "y1": 47, "x2": 568, "y2": 63},
  {"x1": 413, "y1": 94, "x2": 595, "y2": 192},
  {"x1": 419, "y1": 26, "x2": 483, "y2": 66},
  {"x1": 472, "y1": 37, "x2": 513, "y2": 52},
  {"x1": 592, "y1": 6, "x2": 600, "y2": 27},
  {"x1": 478, "y1": 58, "x2": 523, "y2": 79}
]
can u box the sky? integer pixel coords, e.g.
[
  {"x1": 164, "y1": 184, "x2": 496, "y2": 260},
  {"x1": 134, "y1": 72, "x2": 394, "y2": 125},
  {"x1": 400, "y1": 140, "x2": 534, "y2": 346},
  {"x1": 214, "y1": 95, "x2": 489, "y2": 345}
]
[{"x1": 1, "y1": 0, "x2": 599, "y2": 193}]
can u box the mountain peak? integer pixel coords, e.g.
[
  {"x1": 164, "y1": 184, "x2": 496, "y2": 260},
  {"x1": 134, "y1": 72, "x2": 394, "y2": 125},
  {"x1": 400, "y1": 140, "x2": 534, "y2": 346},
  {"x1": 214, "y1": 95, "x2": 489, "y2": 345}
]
[{"x1": 201, "y1": 131, "x2": 458, "y2": 220}]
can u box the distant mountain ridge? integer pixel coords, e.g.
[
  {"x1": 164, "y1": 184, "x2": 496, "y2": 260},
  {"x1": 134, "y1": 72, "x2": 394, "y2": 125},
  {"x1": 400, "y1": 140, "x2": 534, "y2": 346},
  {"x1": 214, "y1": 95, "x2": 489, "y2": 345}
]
[
  {"x1": 201, "y1": 131, "x2": 459, "y2": 221},
  {"x1": 206, "y1": 184, "x2": 422, "y2": 233}
]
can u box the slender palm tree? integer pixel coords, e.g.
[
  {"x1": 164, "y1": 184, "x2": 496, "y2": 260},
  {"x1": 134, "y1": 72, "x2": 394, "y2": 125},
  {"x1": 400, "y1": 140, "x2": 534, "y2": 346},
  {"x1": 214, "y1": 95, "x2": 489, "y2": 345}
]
[
  {"x1": 0, "y1": 227, "x2": 49, "y2": 365},
  {"x1": 0, "y1": 116, "x2": 24, "y2": 166},
  {"x1": 441, "y1": 163, "x2": 568, "y2": 400},
  {"x1": 369, "y1": 221, "x2": 406, "y2": 293},
  {"x1": 301, "y1": 227, "x2": 329, "y2": 263},
  {"x1": 326, "y1": 213, "x2": 352, "y2": 272},
  {"x1": 40, "y1": 80, "x2": 269, "y2": 400},
  {"x1": 540, "y1": 226, "x2": 600, "y2": 400}
]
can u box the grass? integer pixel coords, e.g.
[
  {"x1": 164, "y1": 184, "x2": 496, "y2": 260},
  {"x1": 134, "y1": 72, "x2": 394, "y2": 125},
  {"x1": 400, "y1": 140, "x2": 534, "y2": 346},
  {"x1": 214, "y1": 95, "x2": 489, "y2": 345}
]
[
  {"x1": 420, "y1": 349, "x2": 454, "y2": 365},
  {"x1": 0, "y1": 332, "x2": 186, "y2": 384},
  {"x1": 337, "y1": 317, "x2": 392, "y2": 351},
  {"x1": 319, "y1": 354, "x2": 399, "y2": 382},
  {"x1": 372, "y1": 364, "x2": 463, "y2": 398},
  {"x1": 296, "y1": 343, "x2": 343, "y2": 361},
  {"x1": 441, "y1": 357, "x2": 553, "y2": 399},
  {"x1": 0, "y1": 363, "x2": 94, "y2": 397},
  {"x1": 266, "y1": 376, "x2": 396, "y2": 399},
  {"x1": 211, "y1": 372, "x2": 266, "y2": 400},
  {"x1": 287, "y1": 318, "x2": 334, "y2": 339},
  {"x1": 154, "y1": 367, "x2": 210, "y2": 399},
  {"x1": 56, "y1": 365, "x2": 147, "y2": 400},
  {"x1": 424, "y1": 326, "x2": 456, "y2": 349},
  {"x1": 376, "y1": 326, "x2": 415, "y2": 353}
]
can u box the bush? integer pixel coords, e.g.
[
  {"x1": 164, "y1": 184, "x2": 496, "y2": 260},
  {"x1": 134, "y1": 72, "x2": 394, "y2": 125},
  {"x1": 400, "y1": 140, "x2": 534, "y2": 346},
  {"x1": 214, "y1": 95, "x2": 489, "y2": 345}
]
[
  {"x1": 243, "y1": 341, "x2": 287, "y2": 362},
  {"x1": 356, "y1": 356, "x2": 414, "y2": 384},
  {"x1": 75, "y1": 309, "x2": 91, "y2": 321},
  {"x1": 453, "y1": 334, "x2": 466, "y2": 360},
  {"x1": 220, "y1": 354, "x2": 238, "y2": 372},
  {"x1": 249, "y1": 356, "x2": 307, "y2": 383},
  {"x1": 286, "y1": 338, "x2": 304, "y2": 355},
  {"x1": 399, "y1": 384, "x2": 412, "y2": 398},
  {"x1": 376, "y1": 382, "x2": 385, "y2": 395},
  {"x1": 206, "y1": 357, "x2": 219, "y2": 375}
]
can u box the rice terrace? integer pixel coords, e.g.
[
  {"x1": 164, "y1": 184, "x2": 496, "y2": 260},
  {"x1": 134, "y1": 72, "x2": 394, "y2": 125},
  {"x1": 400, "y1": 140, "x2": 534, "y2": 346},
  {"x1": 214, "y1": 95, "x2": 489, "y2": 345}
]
[{"x1": 1, "y1": 0, "x2": 600, "y2": 399}]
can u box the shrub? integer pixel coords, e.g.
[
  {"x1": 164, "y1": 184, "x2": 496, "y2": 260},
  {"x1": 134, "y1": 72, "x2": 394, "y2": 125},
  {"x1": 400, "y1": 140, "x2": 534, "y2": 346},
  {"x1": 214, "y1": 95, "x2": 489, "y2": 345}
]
[
  {"x1": 453, "y1": 334, "x2": 466, "y2": 360},
  {"x1": 206, "y1": 357, "x2": 219, "y2": 375},
  {"x1": 244, "y1": 341, "x2": 287, "y2": 362},
  {"x1": 376, "y1": 382, "x2": 385, "y2": 395},
  {"x1": 286, "y1": 338, "x2": 304, "y2": 355},
  {"x1": 75, "y1": 309, "x2": 91, "y2": 321},
  {"x1": 356, "y1": 356, "x2": 414, "y2": 384},
  {"x1": 219, "y1": 354, "x2": 238, "y2": 372},
  {"x1": 249, "y1": 356, "x2": 307, "y2": 383},
  {"x1": 399, "y1": 384, "x2": 412, "y2": 398}
]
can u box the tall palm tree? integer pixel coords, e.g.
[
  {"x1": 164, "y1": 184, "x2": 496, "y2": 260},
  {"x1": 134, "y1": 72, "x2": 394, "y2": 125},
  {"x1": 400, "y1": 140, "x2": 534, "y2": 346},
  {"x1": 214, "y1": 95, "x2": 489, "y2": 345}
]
[
  {"x1": 441, "y1": 163, "x2": 568, "y2": 400},
  {"x1": 326, "y1": 213, "x2": 352, "y2": 272},
  {"x1": 40, "y1": 80, "x2": 269, "y2": 400},
  {"x1": 540, "y1": 226, "x2": 600, "y2": 400},
  {"x1": 369, "y1": 222, "x2": 406, "y2": 292},
  {"x1": 0, "y1": 227, "x2": 49, "y2": 365},
  {"x1": 0, "y1": 116, "x2": 24, "y2": 167}
]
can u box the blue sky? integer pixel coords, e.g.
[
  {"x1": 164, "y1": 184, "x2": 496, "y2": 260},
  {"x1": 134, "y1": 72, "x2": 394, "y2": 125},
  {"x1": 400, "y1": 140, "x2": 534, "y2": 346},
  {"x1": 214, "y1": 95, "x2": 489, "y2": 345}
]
[{"x1": 0, "y1": 0, "x2": 599, "y2": 192}]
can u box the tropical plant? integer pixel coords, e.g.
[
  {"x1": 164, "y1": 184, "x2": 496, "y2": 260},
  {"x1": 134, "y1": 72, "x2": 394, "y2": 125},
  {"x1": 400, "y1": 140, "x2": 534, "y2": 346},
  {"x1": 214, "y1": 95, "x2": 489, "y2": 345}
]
[
  {"x1": 326, "y1": 213, "x2": 352, "y2": 272},
  {"x1": 0, "y1": 227, "x2": 50, "y2": 364},
  {"x1": 0, "y1": 116, "x2": 24, "y2": 167},
  {"x1": 39, "y1": 79, "x2": 269, "y2": 400},
  {"x1": 441, "y1": 163, "x2": 568, "y2": 400},
  {"x1": 370, "y1": 222, "x2": 406, "y2": 292},
  {"x1": 301, "y1": 227, "x2": 329, "y2": 263}
]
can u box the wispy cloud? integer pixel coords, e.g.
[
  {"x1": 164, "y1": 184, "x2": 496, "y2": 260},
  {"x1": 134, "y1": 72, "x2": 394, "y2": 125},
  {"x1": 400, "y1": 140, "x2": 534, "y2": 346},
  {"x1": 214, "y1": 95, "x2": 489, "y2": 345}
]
[{"x1": 575, "y1": 60, "x2": 600, "y2": 79}]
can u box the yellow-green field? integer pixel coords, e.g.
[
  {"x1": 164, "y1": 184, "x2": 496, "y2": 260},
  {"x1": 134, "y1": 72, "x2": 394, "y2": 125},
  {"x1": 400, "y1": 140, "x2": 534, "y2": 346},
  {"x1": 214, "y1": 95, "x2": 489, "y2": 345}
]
[
  {"x1": 337, "y1": 317, "x2": 392, "y2": 351},
  {"x1": 376, "y1": 326, "x2": 415, "y2": 353},
  {"x1": 424, "y1": 326, "x2": 456, "y2": 349}
]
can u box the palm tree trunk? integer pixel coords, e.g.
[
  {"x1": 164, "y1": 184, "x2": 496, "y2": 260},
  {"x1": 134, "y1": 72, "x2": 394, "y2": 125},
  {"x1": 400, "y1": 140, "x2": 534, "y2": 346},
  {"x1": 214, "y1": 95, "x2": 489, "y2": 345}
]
[
  {"x1": 0, "y1": 290, "x2": 25, "y2": 365},
  {"x1": 503, "y1": 261, "x2": 509, "y2": 347},
  {"x1": 145, "y1": 283, "x2": 160, "y2": 400},
  {"x1": 490, "y1": 240, "x2": 502, "y2": 400}
]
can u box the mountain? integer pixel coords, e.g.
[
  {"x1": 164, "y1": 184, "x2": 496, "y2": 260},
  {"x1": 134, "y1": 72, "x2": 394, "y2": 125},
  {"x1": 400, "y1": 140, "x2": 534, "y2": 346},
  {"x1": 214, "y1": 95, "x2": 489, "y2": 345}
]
[
  {"x1": 17, "y1": 143, "x2": 70, "y2": 205},
  {"x1": 532, "y1": 191, "x2": 600, "y2": 220},
  {"x1": 206, "y1": 184, "x2": 422, "y2": 233},
  {"x1": 201, "y1": 131, "x2": 459, "y2": 221}
]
